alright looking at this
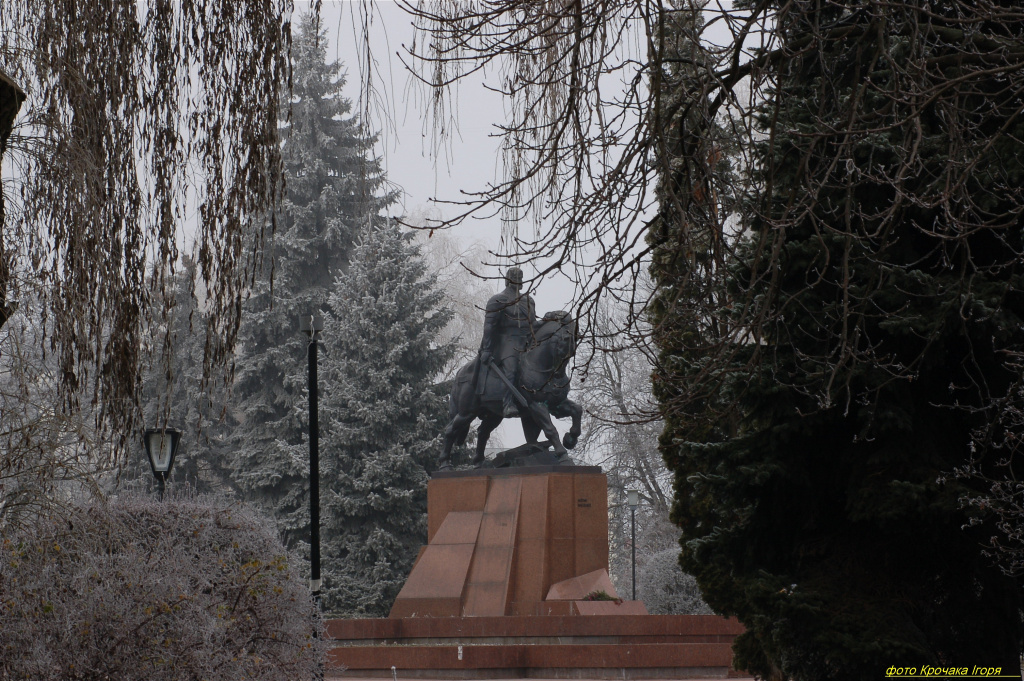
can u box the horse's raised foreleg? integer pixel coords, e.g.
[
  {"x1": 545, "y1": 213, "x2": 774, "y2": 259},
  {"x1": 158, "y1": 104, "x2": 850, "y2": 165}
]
[
  {"x1": 439, "y1": 412, "x2": 475, "y2": 468},
  {"x1": 551, "y1": 399, "x2": 583, "y2": 450},
  {"x1": 474, "y1": 414, "x2": 503, "y2": 465},
  {"x1": 525, "y1": 401, "x2": 567, "y2": 456}
]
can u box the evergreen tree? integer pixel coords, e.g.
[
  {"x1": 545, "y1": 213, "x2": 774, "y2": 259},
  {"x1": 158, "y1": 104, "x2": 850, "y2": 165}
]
[
  {"x1": 228, "y1": 13, "x2": 393, "y2": 548},
  {"x1": 653, "y1": 2, "x2": 1024, "y2": 676},
  {"x1": 318, "y1": 222, "x2": 454, "y2": 617}
]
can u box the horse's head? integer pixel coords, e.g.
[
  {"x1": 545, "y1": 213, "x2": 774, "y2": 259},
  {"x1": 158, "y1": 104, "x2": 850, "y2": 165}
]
[{"x1": 536, "y1": 310, "x2": 577, "y2": 365}]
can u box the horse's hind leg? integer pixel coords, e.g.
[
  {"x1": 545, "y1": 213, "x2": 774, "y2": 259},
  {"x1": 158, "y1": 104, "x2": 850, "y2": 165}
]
[
  {"x1": 474, "y1": 414, "x2": 503, "y2": 465},
  {"x1": 439, "y1": 413, "x2": 475, "y2": 468},
  {"x1": 521, "y1": 413, "x2": 542, "y2": 444}
]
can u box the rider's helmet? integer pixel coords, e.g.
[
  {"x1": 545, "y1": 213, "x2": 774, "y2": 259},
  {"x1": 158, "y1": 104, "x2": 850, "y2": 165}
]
[{"x1": 505, "y1": 267, "x2": 524, "y2": 289}]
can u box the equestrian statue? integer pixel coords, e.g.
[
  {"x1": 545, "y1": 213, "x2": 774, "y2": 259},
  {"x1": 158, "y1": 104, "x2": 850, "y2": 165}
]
[{"x1": 438, "y1": 267, "x2": 583, "y2": 469}]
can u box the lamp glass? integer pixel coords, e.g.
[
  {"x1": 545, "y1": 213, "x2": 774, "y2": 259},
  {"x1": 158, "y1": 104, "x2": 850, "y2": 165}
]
[
  {"x1": 627, "y1": 489, "x2": 639, "y2": 508},
  {"x1": 299, "y1": 314, "x2": 324, "y2": 335},
  {"x1": 148, "y1": 432, "x2": 175, "y2": 472}
]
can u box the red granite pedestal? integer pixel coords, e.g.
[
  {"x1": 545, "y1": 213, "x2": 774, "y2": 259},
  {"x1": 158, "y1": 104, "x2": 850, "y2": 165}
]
[
  {"x1": 327, "y1": 466, "x2": 746, "y2": 679},
  {"x1": 390, "y1": 465, "x2": 625, "y2": 618},
  {"x1": 327, "y1": 614, "x2": 746, "y2": 679}
]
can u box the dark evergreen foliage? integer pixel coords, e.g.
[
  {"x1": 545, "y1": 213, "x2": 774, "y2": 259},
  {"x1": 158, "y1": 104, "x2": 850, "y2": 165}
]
[
  {"x1": 652, "y1": 2, "x2": 1024, "y2": 677},
  {"x1": 228, "y1": 13, "x2": 393, "y2": 549},
  {"x1": 318, "y1": 222, "x2": 454, "y2": 617}
]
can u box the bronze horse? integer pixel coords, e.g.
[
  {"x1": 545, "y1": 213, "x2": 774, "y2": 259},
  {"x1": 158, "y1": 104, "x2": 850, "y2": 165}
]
[{"x1": 438, "y1": 311, "x2": 583, "y2": 468}]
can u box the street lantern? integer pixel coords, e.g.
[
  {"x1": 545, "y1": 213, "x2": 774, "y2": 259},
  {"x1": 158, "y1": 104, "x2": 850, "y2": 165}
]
[
  {"x1": 627, "y1": 489, "x2": 639, "y2": 601},
  {"x1": 143, "y1": 427, "x2": 181, "y2": 500}
]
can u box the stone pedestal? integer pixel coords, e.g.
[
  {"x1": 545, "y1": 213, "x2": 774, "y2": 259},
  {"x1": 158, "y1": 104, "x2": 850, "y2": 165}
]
[
  {"x1": 350, "y1": 466, "x2": 747, "y2": 678},
  {"x1": 389, "y1": 465, "x2": 611, "y2": 618}
]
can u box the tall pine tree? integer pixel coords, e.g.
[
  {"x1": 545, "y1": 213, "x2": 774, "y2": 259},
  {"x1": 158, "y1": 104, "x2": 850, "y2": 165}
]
[
  {"x1": 653, "y1": 2, "x2": 1024, "y2": 676},
  {"x1": 229, "y1": 13, "x2": 393, "y2": 548},
  {"x1": 318, "y1": 222, "x2": 454, "y2": 617}
]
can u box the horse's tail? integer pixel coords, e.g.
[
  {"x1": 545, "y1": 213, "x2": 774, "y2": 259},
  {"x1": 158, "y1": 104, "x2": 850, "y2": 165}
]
[
  {"x1": 448, "y1": 390, "x2": 458, "y2": 419},
  {"x1": 449, "y1": 360, "x2": 477, "y2": 447}
]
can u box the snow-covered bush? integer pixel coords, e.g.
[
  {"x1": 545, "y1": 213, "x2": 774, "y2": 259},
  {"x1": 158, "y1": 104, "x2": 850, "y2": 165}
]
[
  {"x1": 637, "y1": 548, "x2": 713, "y2": 615},
  {"x1": 0, "y1": 494, "x2": 323, "y2": 680}
]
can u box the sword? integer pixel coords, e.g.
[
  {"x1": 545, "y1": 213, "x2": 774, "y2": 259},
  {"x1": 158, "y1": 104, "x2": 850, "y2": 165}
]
[{"x1": 488, "y1": 359, "x2": 530, "y2": 408}]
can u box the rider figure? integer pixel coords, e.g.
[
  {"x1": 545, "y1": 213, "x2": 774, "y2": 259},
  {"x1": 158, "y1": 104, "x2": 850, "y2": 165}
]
[{"x1": 478, "y1": 267, "x2": 537, "y2": 417}]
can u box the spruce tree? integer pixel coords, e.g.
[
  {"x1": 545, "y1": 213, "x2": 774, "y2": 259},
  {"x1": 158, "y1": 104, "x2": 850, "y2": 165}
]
[
  {"x1": 653, "y1": 3, "x2": 1024, "y2": 676},
  {"x1": 228, "y1": 13, "x2": 393, "y2": 549},
  {"x1": 318, "y1": 222, "x2": 454, "y2": 617}
]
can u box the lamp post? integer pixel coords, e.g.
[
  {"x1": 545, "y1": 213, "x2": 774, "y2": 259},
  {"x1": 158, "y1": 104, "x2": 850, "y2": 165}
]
[
  {"x1": 143, "y1": 427, "x2": 181, "y2": 501},
  {"x1": 627, "y1": 489, "x2": 639, "y2": 601},
  {"x1": 300, "y1": 314, "x2": 324, "y2": 614}
]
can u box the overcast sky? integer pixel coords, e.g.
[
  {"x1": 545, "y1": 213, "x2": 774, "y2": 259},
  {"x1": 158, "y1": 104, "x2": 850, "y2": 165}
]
[{"x1": 316, "y1": 0, "x2": 587, "y2": 314}]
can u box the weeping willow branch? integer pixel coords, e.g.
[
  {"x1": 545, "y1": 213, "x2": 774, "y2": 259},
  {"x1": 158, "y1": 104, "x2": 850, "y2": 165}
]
[{"x1": 0, "y1": 1, "x2": 312, "y2": 459}]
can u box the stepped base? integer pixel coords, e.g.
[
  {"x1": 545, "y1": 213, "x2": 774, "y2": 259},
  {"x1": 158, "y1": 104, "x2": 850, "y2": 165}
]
[
  {"x1": 327, "y1": 614, "x2": 746, "y2": 680},
  {"x1": 329, "y1": 667, "x2": 735, "y2": 679}
]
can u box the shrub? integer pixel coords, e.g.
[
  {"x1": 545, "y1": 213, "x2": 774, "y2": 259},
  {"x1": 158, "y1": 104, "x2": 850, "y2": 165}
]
[
  {"x1": 582, "y1": 590, "x2": 621, "y2": 602},
  {"x1": 637, "y1": 548, "x2": 714, "y2": 615},
  {"x1": 0, "y1": 493, "x2": 323, "y2": 680}
]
